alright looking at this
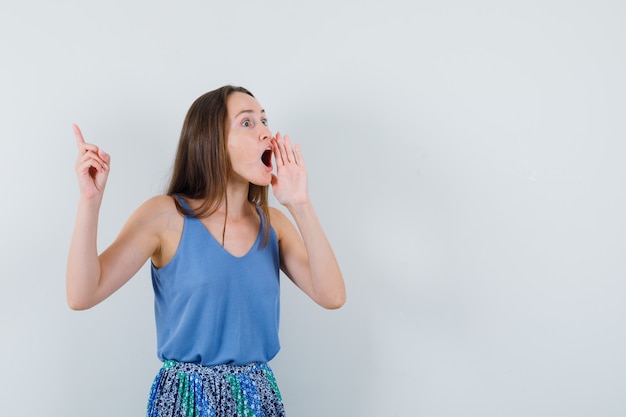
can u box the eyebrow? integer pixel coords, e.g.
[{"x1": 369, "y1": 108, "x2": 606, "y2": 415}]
[{"x1": 234, "y1": 109, "x2": 266, "y2": 118}]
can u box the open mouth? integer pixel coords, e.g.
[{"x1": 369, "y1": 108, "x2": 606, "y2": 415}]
[{"x1": 261, "y1": 149, "x2": 272, "y2": 168}]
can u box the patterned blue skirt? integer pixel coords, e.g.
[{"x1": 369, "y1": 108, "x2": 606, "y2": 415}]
[{"x1": 147, "y1": 360, "x2": 286, "y2": 417}]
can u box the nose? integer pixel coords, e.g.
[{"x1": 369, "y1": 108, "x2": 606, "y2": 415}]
[{"x1": 258, "y1": 124, "x2": 271, "y2": 142}]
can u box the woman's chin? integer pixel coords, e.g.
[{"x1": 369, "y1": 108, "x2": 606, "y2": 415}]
[{"x1": 250, "y1": 174, "x2": 272, "y2": 187}]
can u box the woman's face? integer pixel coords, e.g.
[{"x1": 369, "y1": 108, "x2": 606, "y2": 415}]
[{"x1": 226, "y1": 92, "x2": 274, "y2": 187}]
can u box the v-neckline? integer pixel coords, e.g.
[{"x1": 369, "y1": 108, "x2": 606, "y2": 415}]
[
  {"x1": 194, "y1": 207, "x2": 262, "y2": 259},
  {"x1": 176, "y1": 195, "x2": 263, "y2": 259},
  {"x1": 195, "y1": 219, "x2": 262, "y2": 259}
]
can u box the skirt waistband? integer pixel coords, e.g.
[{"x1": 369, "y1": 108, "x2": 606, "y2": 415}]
[
  {"x1": 161, "y1": 359, "x2": 269, "y2": 375},
  {"x1": 147, "y1": 360, "x2": 285, "y2": 417}
]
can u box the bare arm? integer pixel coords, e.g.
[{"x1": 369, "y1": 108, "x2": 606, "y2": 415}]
[
  {"x1": 66, "y1": 125, "x2": 160, "y2": 310},
  {"x1": 270, "y1": 133, "x2": 346, "y2": 309}
]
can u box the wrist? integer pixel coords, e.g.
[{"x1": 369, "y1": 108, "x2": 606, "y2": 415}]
[
  {"x1": 78, "y1": 194, "x2": 104, "y2": 210},
  {"x1": 285, "y1": 199, "x2": 314, "y2": 216}
]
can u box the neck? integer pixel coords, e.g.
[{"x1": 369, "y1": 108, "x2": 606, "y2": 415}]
[
  {"x1": 215, "y1": 181, "x2": 254, "y2": 247},
  {"x1": 219, "y1": 180, "x2": 252, "y2": 219}
]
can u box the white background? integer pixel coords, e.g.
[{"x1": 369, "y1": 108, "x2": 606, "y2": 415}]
[{"x1": 1, "y1": 0, "x2": 625, "y2": 416}]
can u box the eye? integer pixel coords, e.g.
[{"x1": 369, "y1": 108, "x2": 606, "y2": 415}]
[
  {"x1": 241, "y1": 119, "x2": 251, "y2": 127},
  {"x1": 261, "y1": 118, "x2": 269, "y2": 126}
]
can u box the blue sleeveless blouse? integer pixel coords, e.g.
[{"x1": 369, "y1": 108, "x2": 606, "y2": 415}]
[{"x1": 151, "y1": 197, "x2": 281, "y2": 366}]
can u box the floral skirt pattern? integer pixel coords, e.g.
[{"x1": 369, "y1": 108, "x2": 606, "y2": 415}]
[{"x1": 147, "y1": 360, "x2": 286, "y2": 417}]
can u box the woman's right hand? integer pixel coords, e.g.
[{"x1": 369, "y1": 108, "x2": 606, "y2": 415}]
[{"x1": 73, "y1": 124, "x2": 110, "y2": 201}]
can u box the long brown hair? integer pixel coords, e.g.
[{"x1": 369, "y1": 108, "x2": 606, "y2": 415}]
[{"x1": 167, "y1": 85, "x2": 271, "y2": 246}]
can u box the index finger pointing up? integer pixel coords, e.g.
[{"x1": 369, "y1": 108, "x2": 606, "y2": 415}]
[{"x1": 73, "y1": 123, "x2": 85, "y2": 148}]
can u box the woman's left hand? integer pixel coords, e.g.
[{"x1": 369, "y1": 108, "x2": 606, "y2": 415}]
[
  {"x1": 271, "y1": 132, "x2": 308, "y2": 207},
  {"x1": 270, "y1": 133, "x2": 346, "y2": 309}
]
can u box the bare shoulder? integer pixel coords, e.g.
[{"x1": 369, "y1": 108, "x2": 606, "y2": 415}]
[
  {"x1": 141, "y1": 194, "x2": 177, "y2": 211},
  {"x1": 130, "y1": 195, "x2": 184, "y2": 267},
  {"x1": 269, "y1": 206, "x2": 287, "y2": 230},
  {"x1": 128, "y1": 195, "x2": 181, "y2": 231},
  {"x1": 269, "y1": 206, "x2": 297, "y2": 241}
]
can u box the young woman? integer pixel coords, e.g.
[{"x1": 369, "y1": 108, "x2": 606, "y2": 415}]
[{"x1": 67, "y1": 85, "x2": 346, "y2": 416}]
